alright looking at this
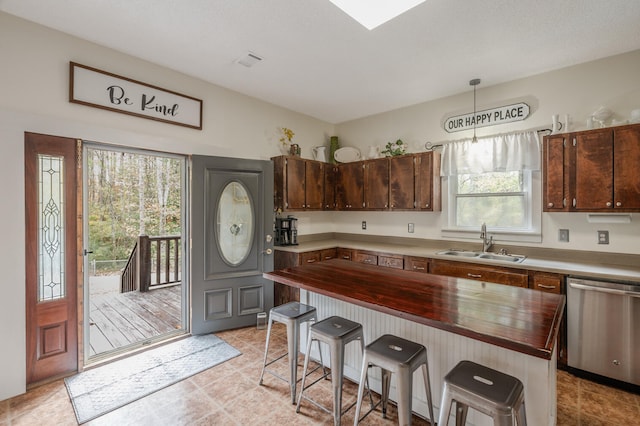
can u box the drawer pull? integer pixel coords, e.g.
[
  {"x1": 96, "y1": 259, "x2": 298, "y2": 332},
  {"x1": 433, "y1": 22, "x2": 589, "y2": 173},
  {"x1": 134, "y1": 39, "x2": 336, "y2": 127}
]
[
  {"x1": 342, "y1": 256, "x2": 351, "y2": 260},
  {"x1": 306, "y1": 259, "x2": 316, "y2": 263},
  {"x1": 467, "y1": 273, "x2": 482, "y2": 278},
  {"x1": 538, "y1": 284, "x2": 557, "y2": 289},
  {"x1": 414, "y1": 266, "x2": 425, "y2": 270}
]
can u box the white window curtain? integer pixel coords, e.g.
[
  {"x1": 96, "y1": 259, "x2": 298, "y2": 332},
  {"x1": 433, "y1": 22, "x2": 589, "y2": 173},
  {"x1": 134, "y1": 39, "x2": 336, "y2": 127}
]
[{"x1": 440, "y1": 131, "x2": 541, "y2": 176}]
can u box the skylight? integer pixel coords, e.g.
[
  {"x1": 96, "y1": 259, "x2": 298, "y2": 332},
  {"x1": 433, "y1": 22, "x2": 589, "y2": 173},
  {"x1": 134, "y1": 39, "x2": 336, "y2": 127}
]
[{"x1": 329, "y1": 0, "x2": 427, "y2": 30}]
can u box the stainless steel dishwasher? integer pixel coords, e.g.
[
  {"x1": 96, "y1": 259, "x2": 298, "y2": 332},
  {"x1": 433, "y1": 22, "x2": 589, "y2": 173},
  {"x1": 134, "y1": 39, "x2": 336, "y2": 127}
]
[{"x1": 567, "y1": 277, "x2": 640, "y2": 386}]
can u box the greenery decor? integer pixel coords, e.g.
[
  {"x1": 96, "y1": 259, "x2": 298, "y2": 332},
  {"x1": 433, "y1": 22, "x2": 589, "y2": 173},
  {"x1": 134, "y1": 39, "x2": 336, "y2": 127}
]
[
  {"x1": 381, "y1": 139, "x2": 407, "y2": 157},
  {"x1": 279, "y1": 127, "x2": 295, "y2": 147}
]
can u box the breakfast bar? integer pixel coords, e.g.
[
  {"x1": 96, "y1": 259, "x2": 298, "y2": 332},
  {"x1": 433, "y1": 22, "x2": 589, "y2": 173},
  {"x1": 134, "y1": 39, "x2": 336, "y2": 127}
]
[{"x1": 264, "y1": 259, "x2": 566, "y2": 425}]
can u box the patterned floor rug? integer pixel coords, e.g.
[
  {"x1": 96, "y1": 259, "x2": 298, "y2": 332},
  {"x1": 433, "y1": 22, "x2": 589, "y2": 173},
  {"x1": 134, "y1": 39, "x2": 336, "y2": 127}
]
[{"x1": 65, "y1": 334, "x2": 241, "y2": 424}]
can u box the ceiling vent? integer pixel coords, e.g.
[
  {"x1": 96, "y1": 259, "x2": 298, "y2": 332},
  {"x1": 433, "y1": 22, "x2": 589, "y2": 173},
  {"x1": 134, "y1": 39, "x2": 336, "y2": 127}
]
[{"x1": 237, "y1": 52, "x2": 263, "y2": 68}]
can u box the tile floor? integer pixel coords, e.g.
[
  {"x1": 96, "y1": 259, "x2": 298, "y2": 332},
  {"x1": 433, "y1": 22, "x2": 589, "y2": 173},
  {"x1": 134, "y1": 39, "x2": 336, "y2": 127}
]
[{"x1": 1, "y1": 324, "x2": 638, "y2": 425}]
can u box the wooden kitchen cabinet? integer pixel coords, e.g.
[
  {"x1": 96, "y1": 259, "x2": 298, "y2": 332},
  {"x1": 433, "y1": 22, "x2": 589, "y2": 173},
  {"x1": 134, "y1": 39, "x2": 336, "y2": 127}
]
[
  {"x1": 430, "y1": 259, "x2": 529, "y2": 288},
  {"x1": 378, "y1": 253, "x2": 404, "y2": 269},
  {"x1": 529, "y1": 271, "x2": 564, "y2": 294},
  {"x1": 542, "y1": 134, "x2": 569, "y2": 211},
  {"x1": 364, "y1": 158, "x2": 390, "y2": 209},
  {"x1": 404, "y1": 256, "x2": 429, "y2": 273},
  {"x1": 336, "y1": 247, "x2": 353, "y2": 261},
  {"x1": 324, "y1": 165, "x2": 337, "y2": 210},
  {"x1": 389, "y1": 155, "x2": 415, "y2": 210},
  {"x1": 276, "y1": 152, "x2": 441, "y2": 212},
  {"x1": 415, "y1": 151, "x2": 441, "y2": 211},
  {"x1": 354, "y1": 250, "x2": 378, "y2": 266},
  {"x1": 336, "y1": 162, "x2": 365, "y2": 210},
  {"x1": 543, "y1": 123, "x2": 640, "y2": 212},
  {"x1": 273, "y1": 248, "x2": 337, "y2": 304},
  {"x1": 388, "y1": 152, "x2": 441, "y2": 211},
  {"x1": 272, "y1": 155, "x2": 325, "y2": 211}
]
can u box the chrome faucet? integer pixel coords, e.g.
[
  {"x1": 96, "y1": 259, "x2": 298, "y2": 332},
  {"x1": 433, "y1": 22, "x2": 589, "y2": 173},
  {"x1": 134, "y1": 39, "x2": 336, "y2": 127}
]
[{"x1": 480, "y1": 223, "x2": 493, "y2": 252}]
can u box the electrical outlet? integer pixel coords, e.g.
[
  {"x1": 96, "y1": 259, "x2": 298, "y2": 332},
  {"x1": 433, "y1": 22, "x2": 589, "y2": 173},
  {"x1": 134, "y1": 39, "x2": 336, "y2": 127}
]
[
  {"x1": 408, "y1": 223, "x2": 414, "y2": 233},
  {"x1": 361, "y1": 221, "x2": 366, "y2": 230},
  {"x1": 597, "y1": 230, "x2": 609, "y2": 244},
  {"x1": 558, "y1": 229, "x2": 569, "y2": 242}
]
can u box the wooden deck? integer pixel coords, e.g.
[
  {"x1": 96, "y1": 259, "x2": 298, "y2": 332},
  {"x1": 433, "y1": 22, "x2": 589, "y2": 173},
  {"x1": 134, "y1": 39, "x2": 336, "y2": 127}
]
[{"x1": 89, "y1": 277, "x2": 183, "y2": 357}]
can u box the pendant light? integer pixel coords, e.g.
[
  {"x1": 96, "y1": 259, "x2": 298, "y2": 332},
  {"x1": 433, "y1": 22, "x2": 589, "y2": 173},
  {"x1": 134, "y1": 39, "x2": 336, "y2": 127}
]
[{"x1": 470, "y1": 78, "x2": 481, "y2": 143}]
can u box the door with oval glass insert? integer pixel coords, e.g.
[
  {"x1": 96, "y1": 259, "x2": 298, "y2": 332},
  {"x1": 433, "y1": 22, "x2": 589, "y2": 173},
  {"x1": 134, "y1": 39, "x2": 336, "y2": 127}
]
[{"x1": 191, "y1": 156, "x2": 274, "y2": 333}]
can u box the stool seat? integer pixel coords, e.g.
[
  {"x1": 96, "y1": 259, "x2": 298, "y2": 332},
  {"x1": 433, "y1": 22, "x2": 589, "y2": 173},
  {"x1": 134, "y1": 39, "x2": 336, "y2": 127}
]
[
  {"x1": 259, "y1": 302, "x2": 318, "y2": 404},
  {"x1": 354, "y1": 334, "x2": 435, "y2": 426},
  {"x1": 438, "y1": 360, "x2": 527, "y2": 426},
  {"x1": 296, "y1": 316, "x2": 372, "y2": 426}
]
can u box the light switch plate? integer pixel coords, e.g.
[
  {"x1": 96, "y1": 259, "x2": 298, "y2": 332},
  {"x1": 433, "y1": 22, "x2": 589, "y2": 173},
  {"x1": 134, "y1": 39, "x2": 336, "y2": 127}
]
[
  {"x1": 361, "y1": 221, "x2": 366, "y2": 230},
  {"x1": 559, "y1": 229, "x2": 569, "y2": 242}
]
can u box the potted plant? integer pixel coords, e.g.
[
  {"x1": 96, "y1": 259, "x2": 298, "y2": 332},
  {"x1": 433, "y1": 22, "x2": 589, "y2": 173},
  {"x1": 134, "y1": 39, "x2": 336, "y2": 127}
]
[{"x1": 381, "y1": 139, "x2": 407, "y2": 157}]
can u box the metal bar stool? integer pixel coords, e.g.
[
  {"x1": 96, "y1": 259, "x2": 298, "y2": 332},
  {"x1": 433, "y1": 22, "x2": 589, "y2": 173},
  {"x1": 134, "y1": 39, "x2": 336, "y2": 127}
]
[
  {"x1": 259, "y1": 301, "x2": 320, "y2": 404},
  {"x1": 296, "y1": 315, "x2": 372, "y2": 426},
  {"x1": 438, "y1": 360, "x2": 527, "y2": 426},
  {"x1": 353, "y1": 334, "x2": 435, "y2": 426}
]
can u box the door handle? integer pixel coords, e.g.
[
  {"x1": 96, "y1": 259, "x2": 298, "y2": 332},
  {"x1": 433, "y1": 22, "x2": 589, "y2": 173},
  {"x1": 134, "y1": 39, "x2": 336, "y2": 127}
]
[
  {"x1": 262, "y1": 248, "x2": 273, "y2": 255},
  {"x1": 83, "y1": 249, "x2": 94, "y2": 256}
]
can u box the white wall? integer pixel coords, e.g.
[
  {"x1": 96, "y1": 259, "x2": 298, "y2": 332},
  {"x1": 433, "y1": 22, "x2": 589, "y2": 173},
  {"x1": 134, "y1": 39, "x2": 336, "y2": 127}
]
[
  {"x1": 0, "y1": 12, "x2": 334, "y2": 400},
  {"x1": 325, "y1": 49, "x2": 640, "y2": 254}
]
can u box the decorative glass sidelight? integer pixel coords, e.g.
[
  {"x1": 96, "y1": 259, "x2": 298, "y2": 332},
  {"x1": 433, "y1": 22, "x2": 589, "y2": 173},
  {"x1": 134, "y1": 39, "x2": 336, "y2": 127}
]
[
  {"x1": 216, "y1": 181, "x2": 254, "y2": 266},
  {"x1": 38, "y1": 154, "x2": 65, "y2": 301}
]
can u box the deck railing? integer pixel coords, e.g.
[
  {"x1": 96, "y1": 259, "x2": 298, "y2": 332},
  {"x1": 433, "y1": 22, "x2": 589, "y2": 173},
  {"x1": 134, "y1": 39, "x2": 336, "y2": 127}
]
[{"x1": 120, "y1": 234, "x2": 181, "y2": 293}]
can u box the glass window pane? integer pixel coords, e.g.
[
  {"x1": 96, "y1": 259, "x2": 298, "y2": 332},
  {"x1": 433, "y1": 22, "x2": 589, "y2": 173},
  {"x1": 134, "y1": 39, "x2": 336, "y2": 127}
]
[
  {"x1": 217, "y1": 181, "x2": 254, "y2": 266},
  {"x1": 456, "y1": 195, "x2": 525, "y2": 228},
  {"x1": 457, "y1": 171, "x2": 523, "y2": 194},
  {"x1": 38, "y1": 154, "x2": 65, "y2": 301}
]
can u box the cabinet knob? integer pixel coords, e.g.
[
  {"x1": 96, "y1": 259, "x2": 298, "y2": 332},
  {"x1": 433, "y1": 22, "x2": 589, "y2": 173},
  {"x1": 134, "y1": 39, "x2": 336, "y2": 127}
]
[
  {"x1": 616, "y1": 201, "x2": 622, "y2": 207},
  {"x1": 425, "y1": 203, "x2": 430, "y2": 208},
  {"x1": 547, "y1": 202, "x2": 554, "y2": 208},
  {"x1": 606, "y1": 202, "x2": 612, "y2": 207}
]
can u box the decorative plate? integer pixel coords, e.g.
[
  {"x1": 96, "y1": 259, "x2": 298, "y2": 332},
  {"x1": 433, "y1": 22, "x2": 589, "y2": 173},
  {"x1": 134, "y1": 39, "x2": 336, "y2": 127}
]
[{"x1": 334, "y1": 147, "x2": 361, "y2": 163}]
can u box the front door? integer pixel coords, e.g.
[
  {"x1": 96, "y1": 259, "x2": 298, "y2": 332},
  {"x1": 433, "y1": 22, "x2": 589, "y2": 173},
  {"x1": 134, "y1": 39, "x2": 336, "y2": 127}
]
[
  {"x1": 25, "y1": 132, "x2": 79, "y2": 385},
  {"x1": 191, "y1": 156, "x2": 274, "y2": 334}
]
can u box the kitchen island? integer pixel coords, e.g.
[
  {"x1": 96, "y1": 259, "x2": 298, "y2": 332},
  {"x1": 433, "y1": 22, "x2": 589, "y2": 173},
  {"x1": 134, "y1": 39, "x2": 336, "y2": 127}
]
[{"x1": 264, "y1": 259, "x2": 565, "y2": 426}]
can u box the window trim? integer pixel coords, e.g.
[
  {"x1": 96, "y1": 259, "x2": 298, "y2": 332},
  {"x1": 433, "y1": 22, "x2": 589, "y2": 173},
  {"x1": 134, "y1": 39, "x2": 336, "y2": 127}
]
[{"x1": 441, "y1": 171, "x2": 542, "y2": 243}]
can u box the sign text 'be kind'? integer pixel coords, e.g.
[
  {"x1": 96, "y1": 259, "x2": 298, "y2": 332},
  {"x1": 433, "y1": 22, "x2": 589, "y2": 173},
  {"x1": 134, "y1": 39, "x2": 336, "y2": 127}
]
[{"x1": 69, "y1": 62, "x2": 202, "y2": 129}]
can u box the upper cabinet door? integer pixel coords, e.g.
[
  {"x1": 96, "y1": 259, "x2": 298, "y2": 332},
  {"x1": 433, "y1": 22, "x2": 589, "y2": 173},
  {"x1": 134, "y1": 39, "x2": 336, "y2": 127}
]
[
  {"x1": 613, "y1": 126, "x2": 640, "y2": 210},
  {"x1": 543, "y1": 135, "x2": 568, "y2": 211},
  {"x1": 324, "y1": 165, "x2": 337, "y2": 210},
  {"x1": 416, "y1": 152, "x2": 441, "y2": 211},
  {"x1": 574, "y1": 129, "x2": 614, "y2": 210},
  {"x1": 285, "y1": 156, "x2": 307, "y2": 210},
  {"x1": 389, "y1": 155, "x2": 415, "y2": 210},
  {"x1": 304, "y1": 160, "x2": 324, "y2": 210},
  {"x1": 337, "y1": 162, "x2": 364, "y2": 209},
  {"x1": 364, "y1": 158, "x2": 389, "y2": 209}
]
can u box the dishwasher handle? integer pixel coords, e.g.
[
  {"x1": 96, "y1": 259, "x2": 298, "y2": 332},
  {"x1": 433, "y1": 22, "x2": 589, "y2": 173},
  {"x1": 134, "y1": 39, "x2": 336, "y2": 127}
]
[{"x1": 569, "y1": 281, "x2": 640, "y2": 298}]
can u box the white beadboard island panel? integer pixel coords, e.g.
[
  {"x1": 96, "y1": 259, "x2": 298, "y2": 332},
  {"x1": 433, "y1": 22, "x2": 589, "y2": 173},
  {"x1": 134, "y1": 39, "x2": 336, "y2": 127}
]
[{"x1": 300, "y1": 289, "x2": 556, "y2": 426}]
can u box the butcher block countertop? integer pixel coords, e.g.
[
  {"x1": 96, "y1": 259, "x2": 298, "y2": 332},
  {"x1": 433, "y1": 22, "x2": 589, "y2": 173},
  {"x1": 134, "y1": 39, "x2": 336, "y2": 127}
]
[{"x1": 264, "y1": 259, "x2": 566, "y2": 360}]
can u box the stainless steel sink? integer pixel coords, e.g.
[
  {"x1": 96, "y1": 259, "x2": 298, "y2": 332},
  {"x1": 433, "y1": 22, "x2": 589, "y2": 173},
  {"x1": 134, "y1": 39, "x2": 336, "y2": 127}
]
[
  {"x1": 436, "y1": 250, "x2": 526, "y2": 263},
  {"x1": 437, "y1": 250, "x2": 478, "y2": 257},
  {"x1": 477, "y1": 253, "x2": 526, "y2": 263}
]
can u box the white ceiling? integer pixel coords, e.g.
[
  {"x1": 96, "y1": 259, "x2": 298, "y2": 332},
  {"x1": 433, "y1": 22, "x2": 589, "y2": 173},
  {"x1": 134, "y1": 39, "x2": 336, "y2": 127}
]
[{"x1": 2, "y1": 0, "x2": 640, "y2": 124}]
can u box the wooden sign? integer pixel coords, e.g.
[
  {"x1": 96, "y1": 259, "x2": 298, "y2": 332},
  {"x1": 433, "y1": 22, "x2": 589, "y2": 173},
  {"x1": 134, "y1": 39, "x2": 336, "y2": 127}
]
[
  {"x1": 69, "y1": 62, "x2": 202, "y2": 129},
  {"x1": 444, "y1": 102, "x2": 530, "y2": 133}
]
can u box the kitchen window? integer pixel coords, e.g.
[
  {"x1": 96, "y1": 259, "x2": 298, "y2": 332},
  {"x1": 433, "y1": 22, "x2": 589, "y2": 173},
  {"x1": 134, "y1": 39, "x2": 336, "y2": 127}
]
[{"x1": 440, "y1": 131, "x2": 542, "y2": 242}]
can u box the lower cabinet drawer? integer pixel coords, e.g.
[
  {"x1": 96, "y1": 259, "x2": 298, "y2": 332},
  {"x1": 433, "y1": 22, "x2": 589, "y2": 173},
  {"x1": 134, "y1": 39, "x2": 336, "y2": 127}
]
[
  {"x1": 430, "y1": 260, "x2": 528, "y2": 288},
  {"x1": 378, "y1": 255, "x2": 404, "y2": 269},
  {"x1": 405, "y1": 256, "x2": 429, "y2": 273},
  {"x1": 355, "y1": 252, "x2": 378, "y2": 265}
]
